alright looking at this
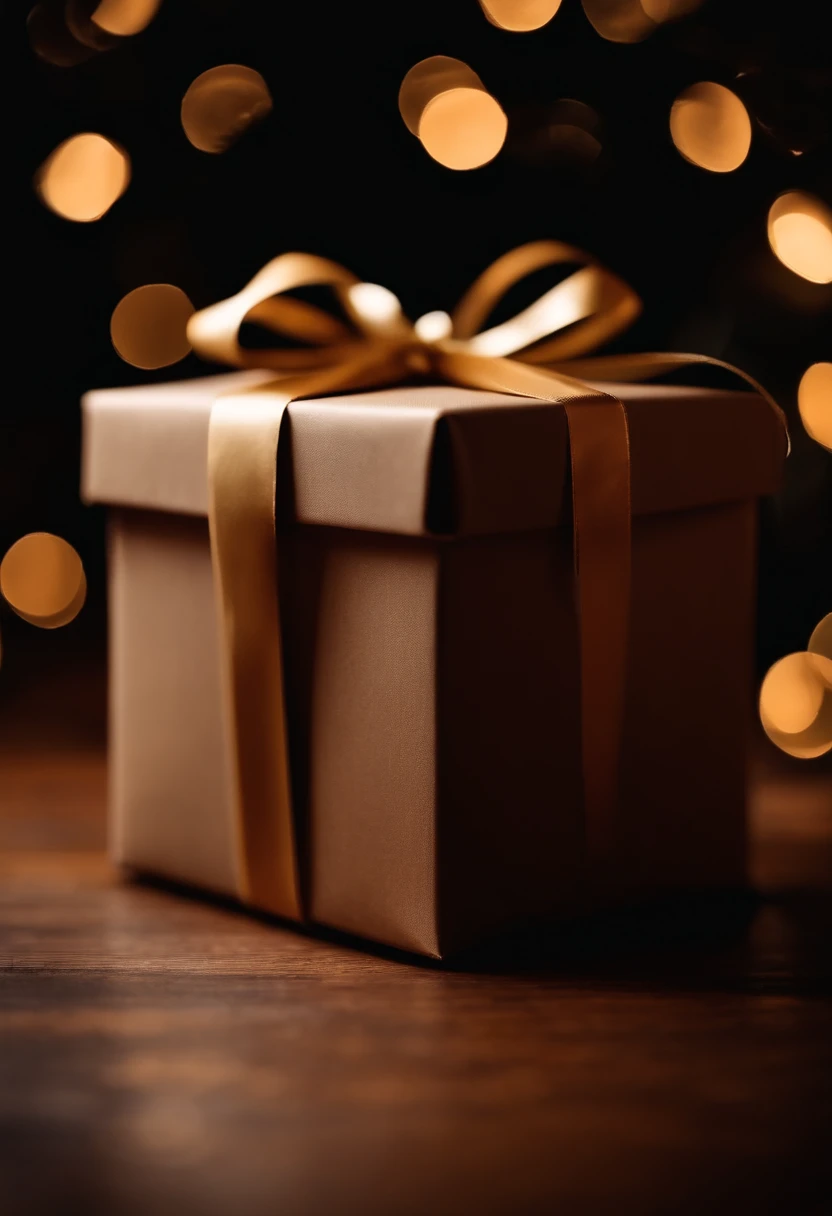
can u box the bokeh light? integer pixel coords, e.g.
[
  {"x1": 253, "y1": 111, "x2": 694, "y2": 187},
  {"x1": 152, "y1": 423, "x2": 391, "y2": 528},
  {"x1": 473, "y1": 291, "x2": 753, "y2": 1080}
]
[
  {"x1": 36, "y1": 134, "x2": 130, "y2": 222},
  {"x1": 809, "y1": 615, "x2": 832, "y2": 686},
  {"x1": 761, "y1": 654, "x2": 824, "y2": 734},
  {"x1": 27, "y1": 3, "x2": 97, "y2": 66},
  {"x1": 767, "y1": 191, "x2": 832, "y2": 285},
  {"x1": 581, "y1": 0, "x2": 656, "y2": 43},
  {"x1": 64, "y1": 0, "x2": 122, "y2": 49},
  {"x1": 110, "y1": 284, "x2": 194, "y2": 369},
  {"x1": 670, "y1": 83, "x2": 752, "y2": 173},
  {"x1": 507, "y1": 100, "x2": 603, "y2": 173},
  {"x1": 759, "y1": 652, "x2": 832, "y2": 760},
  {"x1": 418, "y1": 88, "x2": 508, "y2": 170},
  {"x1": 91, "y1": 0, "x2": 162, "y2": 35},
  {"x1": 0, "y1": 534, "x2": 86, "y2": 630},
  {"x1": 181, "y1": 65, "x2": 273, "y2": 153},
  {"x1": 639, "y1": 0, "x2": 702, "y2": 22},
  {"x1": 798, "y1": 363, "x2": 832, "y2": 452},
  {"x1": 398, "y1": 57, "x2": 485, "y2": 135},
  {"x1": 479, "y1": 0, "x2": 563, "y2": 32},
  {"x1": 544, "y1": 99, "x2": 601, "y2": 168}
]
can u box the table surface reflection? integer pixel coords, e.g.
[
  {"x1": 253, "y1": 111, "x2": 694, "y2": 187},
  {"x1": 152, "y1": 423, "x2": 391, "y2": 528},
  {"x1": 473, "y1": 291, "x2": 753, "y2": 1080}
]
[{"x1": 1, "y1": 652, "x2": 830, "y2": 1216}]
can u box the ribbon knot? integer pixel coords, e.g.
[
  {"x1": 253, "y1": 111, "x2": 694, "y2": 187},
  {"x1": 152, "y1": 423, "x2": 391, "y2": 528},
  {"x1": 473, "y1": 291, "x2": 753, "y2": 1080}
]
[{"x1": 186, "y1": 243, "x2": 786, "y2": 925}]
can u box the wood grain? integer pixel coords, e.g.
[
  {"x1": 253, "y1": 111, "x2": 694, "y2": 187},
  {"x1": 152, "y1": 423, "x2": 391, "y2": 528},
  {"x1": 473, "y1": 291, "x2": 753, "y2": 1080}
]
[{"x1": 0, "y1": 659, "x2": 830, "y2": 1215}]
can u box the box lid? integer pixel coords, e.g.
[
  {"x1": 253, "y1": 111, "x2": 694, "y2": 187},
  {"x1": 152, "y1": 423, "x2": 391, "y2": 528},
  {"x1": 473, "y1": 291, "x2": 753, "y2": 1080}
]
[{"x1": 81, "y1": 371, "x2": 784, "y2": 537}]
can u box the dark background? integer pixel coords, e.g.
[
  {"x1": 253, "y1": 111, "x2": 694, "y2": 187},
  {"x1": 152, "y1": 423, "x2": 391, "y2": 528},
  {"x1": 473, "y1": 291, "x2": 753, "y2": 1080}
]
[{"x1": 4, "y1": 0, "x2": 831, "y2": 687}]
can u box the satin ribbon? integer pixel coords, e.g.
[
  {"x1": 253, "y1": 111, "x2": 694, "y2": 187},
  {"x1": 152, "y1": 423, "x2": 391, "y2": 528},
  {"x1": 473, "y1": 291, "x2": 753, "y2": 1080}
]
[{"x1": 187, "y1": 242, "x2": 786, "y2": 921}]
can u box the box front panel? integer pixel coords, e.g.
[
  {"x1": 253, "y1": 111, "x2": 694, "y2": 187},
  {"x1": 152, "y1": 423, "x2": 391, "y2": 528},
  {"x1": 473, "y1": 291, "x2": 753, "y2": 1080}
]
[
  {"x1": 281, "y1": 528, "x2": 440, "y2": 957},
  {"x1": 109, "y1": 511, "x2": 239, "y2": 896}
]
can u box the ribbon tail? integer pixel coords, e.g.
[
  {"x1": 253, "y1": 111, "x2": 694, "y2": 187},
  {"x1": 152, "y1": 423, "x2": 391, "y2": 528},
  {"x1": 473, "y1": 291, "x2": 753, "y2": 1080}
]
[
  {"x1": 208, "y1": 346, "x2": 405, "y2": 919},
  {"x1": 436, "y1": 350, "x2": 631, "y2": 888}
]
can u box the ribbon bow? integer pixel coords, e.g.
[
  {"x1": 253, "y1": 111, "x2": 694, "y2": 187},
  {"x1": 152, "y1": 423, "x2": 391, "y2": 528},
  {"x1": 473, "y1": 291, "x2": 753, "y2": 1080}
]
[{"x1": 187, "y1": 242, "x2": 784, "y2": 923}]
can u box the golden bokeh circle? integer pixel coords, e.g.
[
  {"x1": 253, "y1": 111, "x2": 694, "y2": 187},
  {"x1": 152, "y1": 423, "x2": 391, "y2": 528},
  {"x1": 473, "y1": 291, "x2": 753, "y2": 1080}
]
[
  {"x1": 797, "y1": 363, "x2": 832, "y2": 452},
  {"x1": 110, "y1": 284, "x2": 195, "y2": 369},
  {"x1": 581, "y1": 0, "x2": 656, "y2": 43},
  {"x1": 767, "y1": 191, "x2": 832, "y2": 285},
  {"x1": 65, "y1": 0, "x2": 121, "y2": 49},
  {"x1": 36, "y1": 134, "x2": 130, "y2": 223},
  {"x1": 548, "y1": 100, "x2": 602, "y2": 168},
  {"x1": 0, "y1": 534, "x2": 87, "y2": 630},
  {"x1": 418, "y1": 88, "x2": 508, "y2": 170},
  {"x1": 808, "y1": 614, "x2": 832, "y2": 687},
  {"x1": 27, "y1": 3, "x2": 97, "y2": 66},
  {"x1": 91, "y1": 0, "x2": 162, "y2": 35},
  {"x1": 479, "y1": 0, "x2": 563, "y2": 32},
  {"x1": 669, "y1": 83, "x2": 752, "y2": 173},
  {"x1": 640, "y1": 0, "x2": 702, "y2": 21},
  {"x1": 181, "y1": 65, "x2": 273, "y2": 154},
  {"x1": 759, "y1": 652, "x2": 832, "y2": 760},
  {"x1": 398, "y1": 57, "x2": 485, "y2": 136}
]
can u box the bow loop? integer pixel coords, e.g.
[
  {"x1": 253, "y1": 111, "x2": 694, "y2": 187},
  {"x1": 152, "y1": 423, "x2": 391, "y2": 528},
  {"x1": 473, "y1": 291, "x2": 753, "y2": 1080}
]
[
  {"x1": 186, "y1": 252, "x2": 366, "y2": 372},
  {"x1": 449, "y1": 240, "x2": 641, "y2": 364}
]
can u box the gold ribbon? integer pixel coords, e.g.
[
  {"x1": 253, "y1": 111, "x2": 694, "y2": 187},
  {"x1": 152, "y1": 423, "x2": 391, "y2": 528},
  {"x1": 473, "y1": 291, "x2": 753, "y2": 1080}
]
[{"x1": 187, "y1": 242, "x2": 786, "y2": 921}]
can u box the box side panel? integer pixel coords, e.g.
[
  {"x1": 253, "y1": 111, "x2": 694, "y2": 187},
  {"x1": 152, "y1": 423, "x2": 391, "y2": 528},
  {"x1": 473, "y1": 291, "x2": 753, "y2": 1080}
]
[
  {"x1": 618, "y1": 501, "x2": 757, "y2": 890},
  {"x1": 282, "y1": 528, "x2": 440, "y2": 957},
  {"x1": 436, "y1": 528, "x2": 585, "y2": 955},
  {"x1": 436, "y1": 500, "x2": 757, "y2": 953},
  {"x1": 109, "y1": 510, "x2": 239, "y2": 895}
]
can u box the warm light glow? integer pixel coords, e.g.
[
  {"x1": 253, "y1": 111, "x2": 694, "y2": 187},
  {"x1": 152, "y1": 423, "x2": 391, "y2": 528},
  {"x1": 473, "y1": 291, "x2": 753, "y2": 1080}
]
[
  {"x1": 418, "y1": 88, "x2": 507, "y2": 170},
  {"x1": 759, "y1": 652, "x2": 832, "y2": 760},
  {"x1": 509, "y1": 100, "x2": 602, "y2": 170},
  {"x1": 809, "y1": 614, "x2": 832, "y2": 687},
  {"x1": 767, "y1": 192, "x2": 832, "y2": 284},
  {"x1": 398, "y1": 57, "x2": 485, "y2": 136},
  {"x1": 549, "y1": 130, "x2": 602, "y2": 170},
  {"x1": 92, "y1": 0, "x2": 162, "y2": 35},
  {"x1": 27, "y1": 3, "x2": 96, "y2": 66},
  {"x1": 0, "y1": 534, "x2": 86, "y2": 629},
  {"x1": 181, "y1": 65, "x2": 273, "y2": 153},
  {"x1": 548, "y1": 100, "x2": 602, "y2": 168},
  {"x1": 761, "y1": 654, "x2": 824, "y2": 734},
  {"x1": 581, "y1": 0, "x2": 656, "y2": 43},
  {"x1": 36, "y1": 134, "x2": 130, "y2": 222},
  {"x1": 110, "y1": 284, "x2": 195, "y2": 369},
  {"x1": 479, "y1": 0, "x2": 563, "y2": 32},
  {"x1": 670, "y1": 83, "x2": 751, "y2": 173},
  {"x1": 798, "y1": 363, "x2": 832, "y2": 452},
  {"x1": 640, "y1": 0, "x2": 702, "y2": 21}
]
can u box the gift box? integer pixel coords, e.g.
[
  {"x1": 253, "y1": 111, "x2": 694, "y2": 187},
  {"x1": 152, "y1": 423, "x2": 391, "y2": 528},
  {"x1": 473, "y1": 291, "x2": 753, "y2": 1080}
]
[{"x1": 81, "y1": 368, "x2": 784, "y2": 957}]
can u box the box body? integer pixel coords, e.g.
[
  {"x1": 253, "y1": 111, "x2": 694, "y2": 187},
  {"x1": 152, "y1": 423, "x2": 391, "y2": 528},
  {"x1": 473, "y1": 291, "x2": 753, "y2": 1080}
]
[
  {"x1": 84, "y1": 375, "x2": 784, "y2": 956},
  {"x1": 107, "y1": 493, "x2": 760, "y2": 957}
]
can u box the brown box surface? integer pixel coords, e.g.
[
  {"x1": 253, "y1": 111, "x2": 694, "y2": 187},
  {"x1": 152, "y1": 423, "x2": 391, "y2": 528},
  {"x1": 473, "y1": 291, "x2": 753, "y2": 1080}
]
[{"x1": 82, "y1": 374, "x2": 784, "y2": 957}]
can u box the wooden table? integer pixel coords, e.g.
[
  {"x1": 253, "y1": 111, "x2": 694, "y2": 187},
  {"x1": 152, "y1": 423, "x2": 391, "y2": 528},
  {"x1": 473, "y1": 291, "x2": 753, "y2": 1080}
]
[{"x1": 1, "y1": 654, "x2": 830, "y2": 1215}]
